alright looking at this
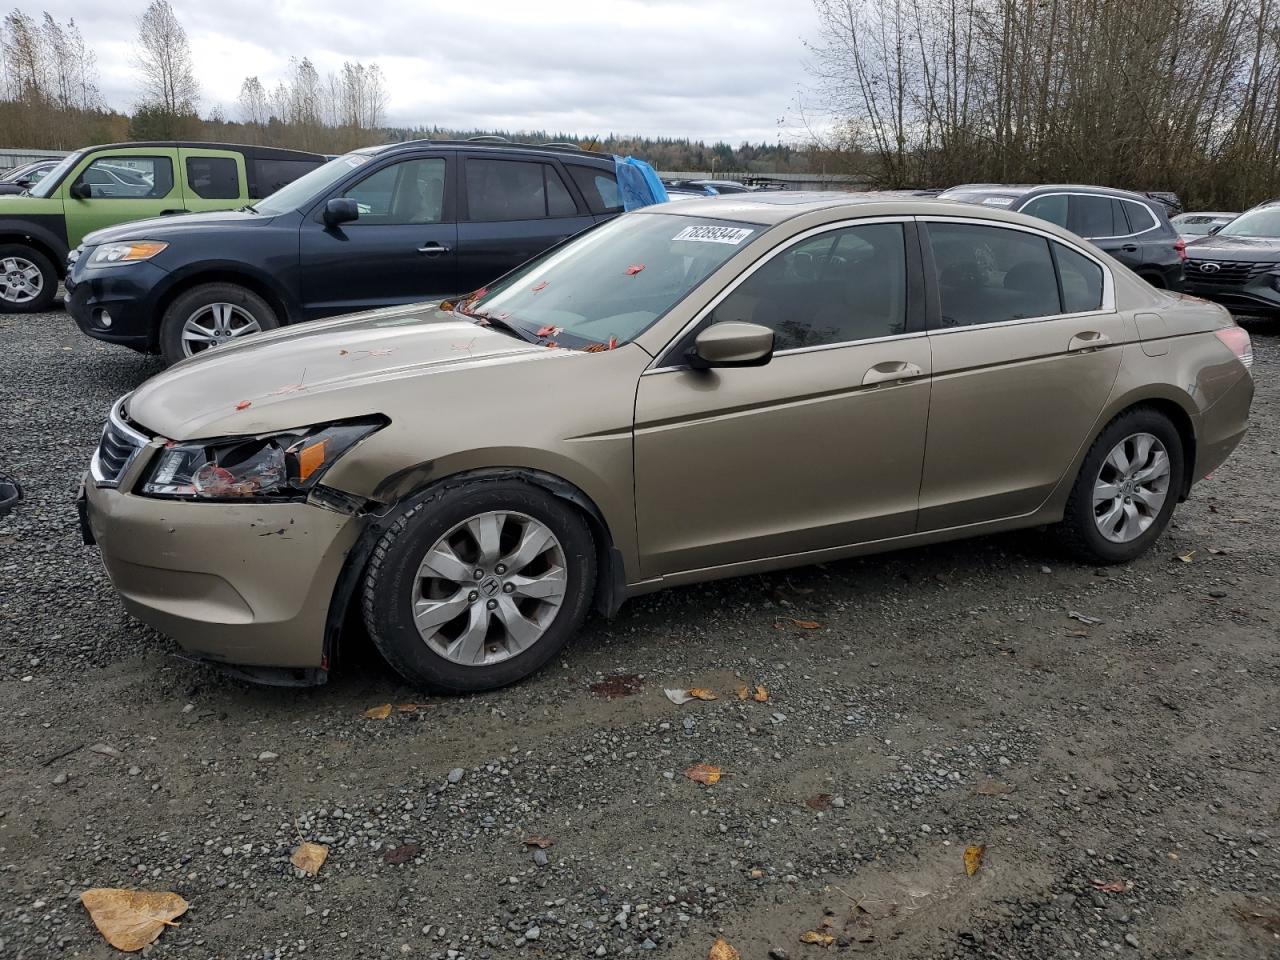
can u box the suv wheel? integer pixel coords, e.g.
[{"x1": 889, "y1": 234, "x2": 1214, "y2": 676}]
[
  {"x1": 0, "y1": 244, "x2": 57, "y2": 313},
  {"x1": 1060, "y1": 407, "x2": 1184, "y2": 563},
  {"x1": 362, "y1": 480, "x2": 597, "y2": 693},
  {"x1": 159, "y1": 282, "x2": 279, "y2": 365}
]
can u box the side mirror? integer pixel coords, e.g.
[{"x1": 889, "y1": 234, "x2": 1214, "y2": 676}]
[
  {"x1": 68, "y1": 180, "x2": 91, "y2": 200},
  {"x1": 323, "y1": 197, "x2": 359, "y2": 227},
  {"x1": 1208, "y1": 225, "x2": 1222, "y2": 235},
  {"x1": 14, "y1": 178, "x2": 32, "y2": 188},
  {"x1": 686, "y1": 321, "x2": 775, "y2": 370}
]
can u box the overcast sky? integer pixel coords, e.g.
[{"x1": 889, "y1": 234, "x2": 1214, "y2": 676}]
[{"x1": 31, "y1": 0, "x2": 824, "y2": 143}]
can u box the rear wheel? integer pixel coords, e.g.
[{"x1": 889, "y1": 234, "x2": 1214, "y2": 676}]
[
  {"x1": 1060, "y1": 408, "x2": 1184, "y2": 563},
  {"x1": 158, "y1": 282, "x2": 279, "y2": 365},
  {"x1": 0, "y1": 244, "x2": 57, "y2": 313},
  {"x1": 362, "y1": 480, "x2": 597, "y2": 692}
]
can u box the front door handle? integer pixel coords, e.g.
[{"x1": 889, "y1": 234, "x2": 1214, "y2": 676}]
[
  {"x1": 417, "y1": 242, "x2": 450, "y2": 256},
  {"x1": 1068, "y1": 331, "x2": 1112, "y2": 352},
  {"x1": 1121, "y1": 244, "x2": 1139, "y2": 253},
  {"x1": 862, "y1": 361, "x2": 923, "y2": 386}
]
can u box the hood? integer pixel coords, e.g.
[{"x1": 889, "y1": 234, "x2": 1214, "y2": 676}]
[
  {"x1": 83, "y1": 208, "x2": 270, "y2": 246},
  {"x1": 126, "y1": 302, "x2": 565, "y2": 440},
  {"x1": 1184, "y1": 234, "x2": 1280, "y2": 262}
]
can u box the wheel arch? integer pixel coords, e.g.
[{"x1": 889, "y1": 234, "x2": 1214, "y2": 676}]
[
  {"x1": 1094, "y1": 389, "x2": 1198, "y2": 501},
  {"x1": 0, "y1": 225, "x2": 68, "y2": 278},
  {"x1": 153, "y1": 266, "x2": 293, "y2": 344}
]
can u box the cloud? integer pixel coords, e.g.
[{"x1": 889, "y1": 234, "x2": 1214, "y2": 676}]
[{"x1": 33, "y1": 0, "x2": 821, "y2": 143}]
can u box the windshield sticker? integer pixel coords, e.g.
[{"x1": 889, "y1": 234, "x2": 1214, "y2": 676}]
[
  {"x1": 343, "y1": 155, "x2": 369, "y2": 168},
  {"x1": 671, "y1": 225, "x2": 754, "y2": 245},
  {"x1": 980, "y1": 196, "x2": 1015, "y2": 207}
]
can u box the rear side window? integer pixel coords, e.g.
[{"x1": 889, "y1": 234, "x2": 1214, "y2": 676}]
[
  {"x1": 927, "y1": 222, "x2": 1061, "y2": 327},
  {"x1": 1053, "y1": 243, "x2": 1104, "y2": 312},
  {"x1": 465, "y1": 159, "x2": 580, "y2": 222},
  {"x1": 565, "y1": 163, "x2": 622, "y2": 214},
  {"x1": 1067, "y1": 195, "x2": 1122, "y2": 238},
  {"x1": 1121, "y1": 200, "x2": 1157, "y2": 234},
  {"x1": 253, "y1": 158, "x2": 322, "y2": 196},
  {"x1": 75, "y1": 155, "x2": 173, "y2": 199},
  {"x1": 185, "y1": 156, "x2": 239, "y2": 199}
]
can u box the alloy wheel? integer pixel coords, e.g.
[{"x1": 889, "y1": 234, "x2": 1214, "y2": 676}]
[
  {"x1": 181, "y1": 302, "x2": 262, "y2": 356},
  {"x1": 0, "y1": 256, "x2": 44, "y2": 305},
  {"x1": 1093, "y1": 432, "x2": 1171, "y2": 543},
  {"x1": 411, "y1": 510, "x2": 567, "y2": 666}
]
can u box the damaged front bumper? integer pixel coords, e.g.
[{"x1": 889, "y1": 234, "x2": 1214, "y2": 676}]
[{"x1": 82, "y1": 475, "x2": 361, "y2": 670}]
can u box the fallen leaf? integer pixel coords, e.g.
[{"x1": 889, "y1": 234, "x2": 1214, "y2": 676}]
[
  {"x1": 664, "y1": 688, "x2": 696, "y2": 705},
  {"x1": 88, "y1": 742, "x2": 122, "y2": 758},
  {"x1": 684, "y1": 763, "x2": 722, "y2": 785},
  {"x1": 1068, "y1": 610, "x2": 1104, "y2": 625},
  {"x1": 382, "y1": 842, "x2": 421, "y2": 865},
  {"x1": 625, "y1": 264, "x2": 646, "y2": 276},
  {"x1": 805, "y1": 793, "x2": 832, "y2": 810},
  {"x1": 531, "y1": 281, "x2": 548, "y2": 292},
  {"x1": 791, "y1": 619, "x2": 821, "y2": 630},
  {"x1": 753, "y1": 685, "x2": 769, "y2": 702},
  {"x1": 799, "y1": 930, "x2": 835, "y2": 946},
  {"x1": 708, "y1": 937, "x2": 740, "y2": 960},
  {"x1": 438, "y1": 300, "x2": 455, "y2": 312},
  {"x1": 1208, "y1": 546, "x2": 1228, "y2": 555},
  {"x1": 290, "y1": 841, "x2": 328, "y2": 876},
  {"x1": 235, "y1": 400, "x2": 252, "y2": 411},
  {"x1": 363, "y1": 704, "x2": 392, "y2": 720},
  {"x1": 1232, "y1": 903, "x2": 1280, "y2": 934},
  {"x1": 974, "y1": 779, "x2": 1015, "y2": 796},
  {"x1": 397, "y1": 703, "x2": 420, "y2": 713},
  {"x1": 520, "y1": 835, "x2": 555, "y2": 849},
  {"x1": 536, "y1": 324, "x2": 563, "y2": 338},
  {"x1": 338, "y1": 348, "x2": 349, "y2": 355},
  {"x1": 80, "y1": 888, "x2": 188, "y2": 952},
  {"x1": 1091, "y1": 878, "x2": 1129, "y2": 893},
  {"x1": 963, "y1": 844, "x2": 986, "y2": 876},
  {"x1": 1175, "y1": 549, "x2": 1196, "y2": 563},
  {"x1": 688, "y1": 688, "x2": 718, "y2": 701},
  {"x1": 736, "y1": 686, "x2": 749, "y2": 701},
  {"x1": 1066, "y1": 628, "x2": 1089, "y2": 637}
]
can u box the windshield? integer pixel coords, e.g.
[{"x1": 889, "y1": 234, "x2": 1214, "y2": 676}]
[
  {"x1": 1173, "y1": 214, "x2": 1236, "y2": 235},
  {"x1": 1218, "y1": 207, "x2": 1280, "y2": 239},
  {"x1": 251, "y1": 153, "x2": 371, "y2": 216},
  {"x1": 27, "y1": 152, "x2": 83, "y2": 198},
  {"x1": 461, "y1": 213, "x2": 762, "y2": 349}
]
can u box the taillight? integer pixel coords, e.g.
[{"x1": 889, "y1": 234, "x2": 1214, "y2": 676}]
[
  {"x1": 1174, "y1": 239, "x2": 1187, "y2": 262},
  {"x1": 1215, "y1": 325, "x2": 1253, "y2": 369}
]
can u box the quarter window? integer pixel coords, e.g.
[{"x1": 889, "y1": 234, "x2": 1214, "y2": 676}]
[
  {"x1": 74, "y1": 156, "x2": 173, "y2": 199},
  {"x1": 706, "y1": 222, "x2": 908, "y2": 350},
  {"x1": 1121, "y1": 200, "x2": 1156, "y2": 234},
  {"x1": 927, "y1": 222, "x2": 1061, "y2": 327},
  {"x1": 465, "y1": 159, "x2": 580, "y2": 221},
  {"x1": 565, "y1": 164, "x2": 622, "y2": 214},
  {"x1": 185, "y1": 156, "x2": 239, "y2": 200},
  {"x1": 1053, "y1": 243, "x2": 1104, "y2": 313},
  {"x1": 343, "y1": 158, "x2": 446, "y2": 224}
]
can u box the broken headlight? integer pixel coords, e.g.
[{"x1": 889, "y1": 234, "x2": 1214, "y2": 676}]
[{"x1": 139, "y1": 418, "x2": 385, "y2": 500}]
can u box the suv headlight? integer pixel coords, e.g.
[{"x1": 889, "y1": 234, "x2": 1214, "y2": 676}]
[
  {"x1": 139, "y1": 418, "x2": 385, "y2": 500},
  {"x1": 90, "y1": 240, "x2": 168, "y2": 264}
]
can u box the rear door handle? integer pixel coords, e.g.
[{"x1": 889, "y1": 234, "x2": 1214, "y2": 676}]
[
  {"x1": 1121, "y1": 244, "x2": 1139, "y2": 252},
  {"x1": 417, "y1": 242, "x2": 450, "y2": 256},
  {"x1": 862, "y1": 361, "x2": 923, "y2": 386},
  {"x1": 1068, "y1": 331, "x2": 1112, "y2": 352}
]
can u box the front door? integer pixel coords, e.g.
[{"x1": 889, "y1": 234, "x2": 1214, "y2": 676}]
[
  {"x1": 634, "y1": 220, "x2": 931, "y2": 578},
  {"x1": 297, "y1": 154, "x2": 458, "y2": 318},
  {"x1": 917, "y1": 218, "x2": 1126, "y2": 529},
  {"x1": 62, "y1": 149, "x2": 183, "y2": 247}
]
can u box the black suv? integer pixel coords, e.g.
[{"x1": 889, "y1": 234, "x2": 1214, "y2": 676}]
[
  {"x1": 1182, "y1": 200, "x2": 1280, "y2": 317},
  {"x1": 67, "y1": 141, "x2": 654, "y2": 364},
  {"x1": 938, "y1": 184, "x2": 1186, "y2": 290}
]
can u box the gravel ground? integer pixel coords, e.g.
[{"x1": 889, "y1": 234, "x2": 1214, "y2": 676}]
[{"x1": 0, "y1": 307, "x2": 1277, "y2": 960}]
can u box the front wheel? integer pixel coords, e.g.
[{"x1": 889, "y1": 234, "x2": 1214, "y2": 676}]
[
  {"x1": 361, "y1": 480, "x2": 597, "y2": 692},
  {"x1": 0, "y1": 244, "x2": 57, "y2": 313},
  {"x1": 1059, "y1": 408, "x2": 1184, "y2": 563},
  {"x1": 158, "y1": 282, "x2": 279, "y2": 365}
]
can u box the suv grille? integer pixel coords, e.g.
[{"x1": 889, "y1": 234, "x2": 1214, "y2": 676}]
[
  {"x1": 1186, "y1": 259, "x2": 1276, "y2": 286},
  {"x1": 90, "y1": 398, "x2": 150, "y2": 487}
]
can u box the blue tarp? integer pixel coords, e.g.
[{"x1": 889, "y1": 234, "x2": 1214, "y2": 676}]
[{"x1": 615, "y1": 156, "x2": 669, "y2": 210}]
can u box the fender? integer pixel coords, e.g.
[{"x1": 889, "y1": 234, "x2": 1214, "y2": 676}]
[
  {"x1": 151, "y1": 257, "x2": 300, "y2": 322},
  {"x1": 0, "y1": 217, "x2": 70, "y2": 272}
]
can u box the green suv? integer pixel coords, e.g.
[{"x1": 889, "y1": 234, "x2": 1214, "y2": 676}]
[{"x1": 0, "y1": 141, "x2": 324, "y2": 312}]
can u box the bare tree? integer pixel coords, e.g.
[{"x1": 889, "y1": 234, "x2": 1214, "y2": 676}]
[{"x1": 133, "y1": 0, "x2": 198, "y2": 121}]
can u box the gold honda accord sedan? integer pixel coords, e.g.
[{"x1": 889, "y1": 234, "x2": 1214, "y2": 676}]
[{"x1": 80, "y1": 194, "x2": 1255, "y2": 691}]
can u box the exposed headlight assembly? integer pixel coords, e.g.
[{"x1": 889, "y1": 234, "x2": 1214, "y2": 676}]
[
  {"x1": 90, "y1": 240, "x2": 168, "y2": 264},
  {"x1": 139, "y1": 418, "x2": 385, "y2": 500}
]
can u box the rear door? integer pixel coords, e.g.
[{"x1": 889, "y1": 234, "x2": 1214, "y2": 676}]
[
  {"x1": 296, "y1": 153, "x2": 458, "y2": 317},
  {"x1": 178, "y1": 148, "x2": 247, "y2": 213},
  {"x1": 62, "y1": 148, "x2": 182, "y2": 247},
  {"x1": 454, "y1": 156, "x2": 596, "y2": 293},
  {"x1": 917, "y1": 217, "x2": 1125, "y2": 529}
]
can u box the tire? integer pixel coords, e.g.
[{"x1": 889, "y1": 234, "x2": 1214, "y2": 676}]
[
  {"x1": 1059, "y1": 407, "x2": 1184, "y2": 564},
  {"x1": 362, "y1": 479, "x2": 597, "y2": 693},
  {"x1": 0, "y1": 244, "x2": 57, "y2": 313},
  {"x1": 158, "y1": 282, "x2": 279, "y2": 366},
  {"x1": 1137, "y1": 272, "x2": 1166, "y2": 289}
]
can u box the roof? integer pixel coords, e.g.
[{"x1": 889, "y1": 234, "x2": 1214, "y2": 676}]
[
  {"x1": 1175, "y1": 211, "x2": 1238, "y2": 218},
  {"x1": 633, "y1": 190, "x2": 1050, "y2": 226},
  {"x1": 357, "y1": 139, "x2": 615, "y2": 165},
  {"x1": 79, "y1": 141, "x2": 325, "y2": 161},
  {"x1": 942, "y1": 182, "x2": 1159, "y2": 202}
]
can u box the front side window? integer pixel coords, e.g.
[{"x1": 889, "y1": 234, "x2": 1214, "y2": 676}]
[
  {"x1": 343, "y1": 158, "x2": 446, "y2": 224},
  {"x1": 74, "y1": 156, "x2": 173, "y2": 199},
  {"x1": 465, "y1": 159, "x2": 579, "y2": 221},
  {"x1": 566, "y1": 164, "x2": 622, "y2": 214},
  {"x1": 186, "y1": 156, "x2": 239, "y2": 200},
  {"x1": 1020, "y1": 194, "x2": 1068, "y2": 227},
  {"x1": 706, "y1": 223, "x2": 908, "y2": 350},
  {"x1": 1067, "y1": 195, "x2": 1122, "y2": 238},
  {"x1": 463, "y1": 213, "x2": 759, "y2": 348},
  {"x1": 928, "y1": 222, "x2": 1061, "y2": 327}
]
